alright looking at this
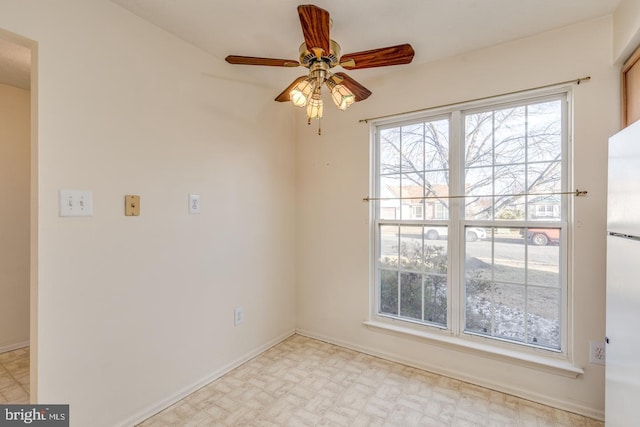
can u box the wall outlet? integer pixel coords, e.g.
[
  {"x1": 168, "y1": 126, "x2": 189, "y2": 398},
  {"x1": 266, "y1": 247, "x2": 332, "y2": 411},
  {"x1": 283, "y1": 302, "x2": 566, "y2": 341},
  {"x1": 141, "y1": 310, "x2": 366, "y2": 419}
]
[
  {"x1": 189, "y1": 193, "x2": 201, "y2": 214},
  {"x1": 590, "y1": 340, "x2": 606, "y2": 365},
  {"x1": 234, "y1": 306, "x2": 244, "y2": 326}
]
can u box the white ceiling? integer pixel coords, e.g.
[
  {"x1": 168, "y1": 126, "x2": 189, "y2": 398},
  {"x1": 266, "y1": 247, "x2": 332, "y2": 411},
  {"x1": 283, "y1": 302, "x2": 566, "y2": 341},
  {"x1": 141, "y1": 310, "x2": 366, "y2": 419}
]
[
  {"x1": 0, "y1": 1, "x2": 623, "y2": 92},
  {"x1": 110, "y1": 0, "x2": 622, "y2": 90}
]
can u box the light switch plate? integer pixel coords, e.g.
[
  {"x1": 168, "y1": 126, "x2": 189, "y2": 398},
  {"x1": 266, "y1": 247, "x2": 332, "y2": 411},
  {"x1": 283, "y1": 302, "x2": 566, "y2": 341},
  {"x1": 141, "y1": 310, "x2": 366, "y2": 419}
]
[
  {"x1": 125, "y1": 195, "x2": 141, "y2": 216},
  {"x1": 189, "y1": 194, "x2": 201, "y2": 214},
  {"x1": 59, "y1": 189, "x2": 93, "y2": 217}
]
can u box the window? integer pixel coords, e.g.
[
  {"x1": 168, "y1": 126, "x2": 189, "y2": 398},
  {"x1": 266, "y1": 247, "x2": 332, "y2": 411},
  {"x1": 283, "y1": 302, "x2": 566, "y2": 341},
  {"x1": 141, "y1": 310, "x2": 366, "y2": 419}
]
[
  {"x1": 533, "y1": 204, "x2": 559, "y2": 219},
  {"x1": 433, "y1": 203, "x2": 448, "y2": 220},
  {"x1": 373, "y1": 91, "x2": 568, "y2": 353}
]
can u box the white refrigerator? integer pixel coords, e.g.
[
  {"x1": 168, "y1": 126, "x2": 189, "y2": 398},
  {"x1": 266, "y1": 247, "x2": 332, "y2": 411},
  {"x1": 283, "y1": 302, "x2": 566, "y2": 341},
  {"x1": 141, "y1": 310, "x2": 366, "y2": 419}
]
[{"x1": 606, "y1": 120, "x2": 640, "y2": 426}]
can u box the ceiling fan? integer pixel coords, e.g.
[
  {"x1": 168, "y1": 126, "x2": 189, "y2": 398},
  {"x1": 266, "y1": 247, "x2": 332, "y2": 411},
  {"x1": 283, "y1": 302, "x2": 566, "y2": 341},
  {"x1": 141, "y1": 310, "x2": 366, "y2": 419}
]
[{"x1": 225, "y1": 4, "x2": 415, "y2": 134}]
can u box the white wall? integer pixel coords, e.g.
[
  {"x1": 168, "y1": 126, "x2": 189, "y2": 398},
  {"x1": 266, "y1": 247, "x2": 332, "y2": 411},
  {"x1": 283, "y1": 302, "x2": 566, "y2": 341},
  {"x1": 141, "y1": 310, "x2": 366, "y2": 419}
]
[
  {"x1": 0, "y1": 83, "x2": 30, "y2": 352},
  {"x1": 614, "y1": 0, "x2": 640, "y2": 62},
  {"x1": 0, "y1": 0, "x2": 630, "y2": 424},
  {"x1": 0, "y1": 1, "x2": 296, "y2": 426},
  {"x1": 296, "y1": 16, "x2": 619, "y2": 419}
]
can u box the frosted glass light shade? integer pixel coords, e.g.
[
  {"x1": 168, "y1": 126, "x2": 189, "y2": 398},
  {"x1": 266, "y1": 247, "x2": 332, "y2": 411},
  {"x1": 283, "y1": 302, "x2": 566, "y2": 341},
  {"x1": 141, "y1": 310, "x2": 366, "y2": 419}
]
[
  {"x1": 306, "y1": 94, "x2": 323, "y2": 120},
  {"x1": 330, "y1": 84, "x2": 355, "y2": 110},
  {"x1": 290, "y1": 79, "x2": 313, "y2": 107}
]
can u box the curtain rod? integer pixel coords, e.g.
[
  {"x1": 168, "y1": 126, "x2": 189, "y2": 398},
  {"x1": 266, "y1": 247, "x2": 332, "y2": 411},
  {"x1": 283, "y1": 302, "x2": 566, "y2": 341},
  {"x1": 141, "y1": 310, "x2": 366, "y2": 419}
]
[
  {"x1": 362, "y1": 189, "x2": 588, "y2": 202},
  {"x1": 359, "y1": 76, "x2": 591, "y2": 124}
]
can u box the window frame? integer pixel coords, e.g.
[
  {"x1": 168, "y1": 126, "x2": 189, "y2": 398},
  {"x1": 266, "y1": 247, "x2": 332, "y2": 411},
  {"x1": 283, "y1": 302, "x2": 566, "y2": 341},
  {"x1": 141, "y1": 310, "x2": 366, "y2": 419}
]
[
  {"x1": 411, "y1": 205, "x2": 424, "y2": 219},
  {"x1": 369, "y1": 87, "x2": 574, "y2": 364}
]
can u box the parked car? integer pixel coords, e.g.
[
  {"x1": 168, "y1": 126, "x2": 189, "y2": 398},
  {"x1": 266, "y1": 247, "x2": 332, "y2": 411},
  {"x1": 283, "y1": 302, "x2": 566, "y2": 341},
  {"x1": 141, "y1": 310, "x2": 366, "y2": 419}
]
[
  {"x1": 521, "y1": 228, "x2": 560, "y2": 246},
  {"x1": 425, "y1": 227, "x2": 487, "y2": 242}
]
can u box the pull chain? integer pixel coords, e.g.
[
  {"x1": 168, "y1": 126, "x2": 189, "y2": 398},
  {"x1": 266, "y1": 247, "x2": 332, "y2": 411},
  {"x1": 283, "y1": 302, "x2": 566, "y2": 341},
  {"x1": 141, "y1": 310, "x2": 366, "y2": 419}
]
[{"x1": 306, "y1": 117, "x2": 322, "y2": 135}]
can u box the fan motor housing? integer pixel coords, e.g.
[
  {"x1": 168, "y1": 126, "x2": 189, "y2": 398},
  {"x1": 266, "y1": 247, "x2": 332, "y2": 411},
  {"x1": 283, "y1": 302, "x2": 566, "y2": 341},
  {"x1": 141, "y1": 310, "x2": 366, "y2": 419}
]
[{"x1": 299, "y1": 40, "x2": 341, "y2": 68}]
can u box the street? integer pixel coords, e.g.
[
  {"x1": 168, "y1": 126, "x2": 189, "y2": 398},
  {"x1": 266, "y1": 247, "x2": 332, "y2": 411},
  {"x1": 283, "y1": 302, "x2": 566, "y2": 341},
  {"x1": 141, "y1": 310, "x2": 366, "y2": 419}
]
[{"x1": 379, "y1": 228, "x2": 560, "y2": 287}]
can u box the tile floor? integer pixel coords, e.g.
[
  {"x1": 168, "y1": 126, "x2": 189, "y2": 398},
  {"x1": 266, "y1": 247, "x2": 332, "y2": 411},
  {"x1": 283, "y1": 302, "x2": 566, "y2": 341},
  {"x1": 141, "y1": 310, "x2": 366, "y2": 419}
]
[
  {"x1": 139, "y1": 335, "x2": 604, "y2": 426},
  {"x1": 0, "y1": 346, "x2": 29, "y2": 404}
]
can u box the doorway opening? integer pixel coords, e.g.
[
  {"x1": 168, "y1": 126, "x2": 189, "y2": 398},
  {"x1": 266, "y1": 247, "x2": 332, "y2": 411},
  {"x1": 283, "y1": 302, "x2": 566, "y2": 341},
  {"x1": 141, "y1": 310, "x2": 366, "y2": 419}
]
[{"x1": 0, "y1": 28, "x2": 37, "y2": 404}]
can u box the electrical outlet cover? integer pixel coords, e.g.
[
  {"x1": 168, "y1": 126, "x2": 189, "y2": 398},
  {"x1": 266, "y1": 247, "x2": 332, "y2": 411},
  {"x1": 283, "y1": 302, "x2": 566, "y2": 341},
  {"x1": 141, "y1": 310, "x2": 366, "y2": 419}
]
[
  {"x1": 234, "y1": 306, "x2": 244, "y2": 326},
  {"x1": 590, "y1": 341, "x2": 606, "y2": 365},
  {"x1": 189, "y1": 194, "x2": 201, "y2": 214}
]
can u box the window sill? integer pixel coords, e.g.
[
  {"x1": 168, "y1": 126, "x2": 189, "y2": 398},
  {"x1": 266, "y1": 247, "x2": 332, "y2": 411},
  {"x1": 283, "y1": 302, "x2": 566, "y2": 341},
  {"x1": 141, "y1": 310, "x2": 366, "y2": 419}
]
[{"x1": 363, "y1": 320, "x2": 584, "y2": 378}]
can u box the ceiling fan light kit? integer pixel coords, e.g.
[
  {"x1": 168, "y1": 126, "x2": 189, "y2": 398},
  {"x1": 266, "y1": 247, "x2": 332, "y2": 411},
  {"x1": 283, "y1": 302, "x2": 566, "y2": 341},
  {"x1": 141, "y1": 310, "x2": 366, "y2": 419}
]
[
  {"x1": 306, "y1": 91, "x2": 323, "y2": 121},
  {"x1": 290, "y1": 79, "x2": 313, "y2": 107},
  {"x1": 327, "y1": 79, "x2": 355, "y2": 111},
  {"x1": 225, "y1": 4, "x2": 415, "y2": 135}
]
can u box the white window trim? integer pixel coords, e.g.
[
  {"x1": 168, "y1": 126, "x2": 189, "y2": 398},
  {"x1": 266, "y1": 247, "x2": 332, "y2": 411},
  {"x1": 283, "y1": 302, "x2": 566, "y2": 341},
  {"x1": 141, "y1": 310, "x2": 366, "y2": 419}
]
[
  {"x1": 362, "y1": 320, "x2": 583, "y2": 378},
  {"x1": 367, "y1": 86, "x2": 579, "y2": 376}
]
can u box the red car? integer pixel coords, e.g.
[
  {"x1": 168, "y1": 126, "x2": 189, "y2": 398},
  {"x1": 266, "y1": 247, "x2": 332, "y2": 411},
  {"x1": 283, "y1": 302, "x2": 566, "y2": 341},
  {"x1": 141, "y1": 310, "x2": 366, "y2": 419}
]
[{"x1": 523, "y1": 228, "x2": 560, "y2": 246}]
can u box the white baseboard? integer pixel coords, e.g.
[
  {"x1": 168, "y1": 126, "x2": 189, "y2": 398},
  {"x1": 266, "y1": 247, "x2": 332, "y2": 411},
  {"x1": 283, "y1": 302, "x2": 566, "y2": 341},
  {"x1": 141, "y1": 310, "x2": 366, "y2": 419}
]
[
  {"x1": 0, "y1": 340, "x2": 29, "y2": 354},
  {"x1": 117, "y1": 329, "x2": 296, "y2": 427},
  {"x1": 295, "y1": 328, "x2": 604, "y2": 422}
]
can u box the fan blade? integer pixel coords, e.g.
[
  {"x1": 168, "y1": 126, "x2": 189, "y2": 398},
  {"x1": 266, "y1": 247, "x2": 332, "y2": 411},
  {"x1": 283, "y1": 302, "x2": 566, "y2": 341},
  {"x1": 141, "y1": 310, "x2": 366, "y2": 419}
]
[
  {"x1": 333, "y1": 72, "x2": 372, "y2": 102},
  {"x1": 275, "y1": 76, "x2": 308, "y2": 102},
  {"x1": 298, "y1": 5, "x2": 330, "y2": 59},
  {"x1": 225, "y1": 55, "x2": 300, "y2": 67},
  {"x1": 340, "y1": 44, "x2": 415, "y2": 69}
]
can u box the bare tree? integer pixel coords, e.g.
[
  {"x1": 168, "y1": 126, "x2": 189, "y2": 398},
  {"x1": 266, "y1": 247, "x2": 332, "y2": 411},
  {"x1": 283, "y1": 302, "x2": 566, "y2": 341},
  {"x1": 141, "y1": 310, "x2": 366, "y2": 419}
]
[{"x1": 378, "y1": 100, "x2": 562, "y2": 220}]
